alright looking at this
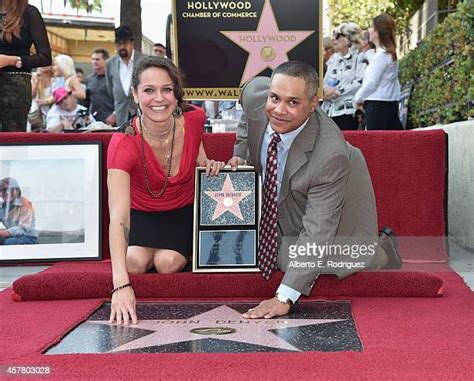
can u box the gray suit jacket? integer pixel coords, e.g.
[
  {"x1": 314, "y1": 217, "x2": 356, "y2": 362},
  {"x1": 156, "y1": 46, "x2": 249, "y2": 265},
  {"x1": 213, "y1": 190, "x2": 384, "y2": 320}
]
[
  {"x1": 105, "y1": 51, "x2": 144, "y2": 126},
  {"x1": 235, "y1": 77, "x2": 382, "y2": 295}
]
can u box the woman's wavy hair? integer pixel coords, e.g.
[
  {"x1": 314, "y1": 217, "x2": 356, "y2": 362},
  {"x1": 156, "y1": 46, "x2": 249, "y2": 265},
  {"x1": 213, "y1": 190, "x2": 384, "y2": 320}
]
[
  {"x1": 333, "y1": 22, "x2": 362, "y2": 49},
  {"x1": 54, "y1": 55, "x2": 76, "y2": 79},
  {"x1": 132, "y1": 55, "x2": 190, "y2": 112},
  {"x1": 373, "y1": 13, "x2": 398, "y2": 61},
  {"x1": 1, "y1": 0, "x2": 28, "y2": 43}
]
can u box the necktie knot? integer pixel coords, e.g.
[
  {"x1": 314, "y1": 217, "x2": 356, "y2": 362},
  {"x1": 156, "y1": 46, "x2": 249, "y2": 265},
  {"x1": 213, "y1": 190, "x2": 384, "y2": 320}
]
[
  {"x1": 271, "y1": 132, "x2": 281, "y2": 144},
  {"x1": 267, "y1": 133, "x2": 281, "y2": 156}
]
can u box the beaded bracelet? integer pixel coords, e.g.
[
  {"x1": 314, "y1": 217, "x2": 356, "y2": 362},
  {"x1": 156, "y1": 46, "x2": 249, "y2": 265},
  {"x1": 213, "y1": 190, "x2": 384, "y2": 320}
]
[{"x1": 111, "y1": 283, "x2": 132, "y2": 295}]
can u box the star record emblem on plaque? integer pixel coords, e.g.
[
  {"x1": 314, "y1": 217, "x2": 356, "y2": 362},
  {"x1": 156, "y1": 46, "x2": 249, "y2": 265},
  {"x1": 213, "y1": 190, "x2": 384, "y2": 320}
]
[
  {"x1": 200, "y1": 171, "x2": 256, "y2": 226},
  {"x1": 204, "y1": 174, "x2": 252, "y2": 221}
]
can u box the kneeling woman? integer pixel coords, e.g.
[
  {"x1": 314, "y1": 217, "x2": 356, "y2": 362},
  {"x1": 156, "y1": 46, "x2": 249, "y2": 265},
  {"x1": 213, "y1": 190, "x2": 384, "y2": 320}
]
[{"x1": 107, "y1": 56, "x2": 224, "y2": 324}]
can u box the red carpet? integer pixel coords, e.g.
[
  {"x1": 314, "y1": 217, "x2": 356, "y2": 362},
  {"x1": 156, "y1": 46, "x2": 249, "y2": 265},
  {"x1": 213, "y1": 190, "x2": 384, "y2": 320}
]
[
  {"x1": 0, "y1": 271, "x2": 472, "y2": 379},
  {"x1": 11, "y1": 262, "x2": 444, "y2": 301}
]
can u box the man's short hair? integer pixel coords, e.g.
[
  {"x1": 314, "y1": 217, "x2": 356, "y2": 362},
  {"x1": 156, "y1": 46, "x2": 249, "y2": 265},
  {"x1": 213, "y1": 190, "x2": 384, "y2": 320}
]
[
  {"x1": 271, "y1": 61, "x2": 319, "y2": 98},
  {"x1": 153, "y1": 43, "x2": 166, "y2": 49},
  {"x1": 92, "y1": 48, "x2": 110, "y2": 60}
]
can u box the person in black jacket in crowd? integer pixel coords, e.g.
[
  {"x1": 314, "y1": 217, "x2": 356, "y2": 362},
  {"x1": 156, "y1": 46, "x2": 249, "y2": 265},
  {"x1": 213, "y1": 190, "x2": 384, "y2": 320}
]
[{"x1": 0, "y1": 0, "x2": 51, "y2": 132}]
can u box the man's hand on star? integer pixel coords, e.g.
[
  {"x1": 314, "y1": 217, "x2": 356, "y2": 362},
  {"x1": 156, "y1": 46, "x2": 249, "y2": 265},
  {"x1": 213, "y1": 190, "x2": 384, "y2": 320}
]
[{"x1": 242, "y1": 297, "x2": 291, "y2": 319}]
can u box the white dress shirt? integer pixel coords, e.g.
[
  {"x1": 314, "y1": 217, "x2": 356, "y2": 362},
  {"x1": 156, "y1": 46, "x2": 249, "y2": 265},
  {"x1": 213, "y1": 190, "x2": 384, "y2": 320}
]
[
  {"x1": 119, "y1": 50, "x2": 135, "y2": 97},
  {"x1": 354, "y1": 48, "x2": 401, "y2": 104},
  {"x1": 260, "y1": 119, "x2": 309, "y2": 304}
]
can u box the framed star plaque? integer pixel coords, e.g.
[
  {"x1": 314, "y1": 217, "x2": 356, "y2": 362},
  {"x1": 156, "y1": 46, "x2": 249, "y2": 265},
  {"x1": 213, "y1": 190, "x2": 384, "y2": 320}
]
[
  {"x1": 172, "y1": 0, "x2": 322, "y2": 100},
  {"x1": 193, "y1": 167, "x2": 260, "y2": 272}
]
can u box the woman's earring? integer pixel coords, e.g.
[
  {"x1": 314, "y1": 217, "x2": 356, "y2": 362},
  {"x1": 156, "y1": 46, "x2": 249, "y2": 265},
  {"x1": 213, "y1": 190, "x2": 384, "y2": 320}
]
[
  {"x1": 173, "y1": 105, "x2": 183, "y2": 117},
  {"x1": 136, "y1": 103, "x2": 143, "y2": 118}
]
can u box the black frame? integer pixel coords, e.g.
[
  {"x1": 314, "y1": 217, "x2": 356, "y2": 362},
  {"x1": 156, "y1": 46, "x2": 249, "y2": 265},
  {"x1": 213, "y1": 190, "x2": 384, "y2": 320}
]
[{"x1": 193, "y1": 167, "x2": 260, "y2": 272}]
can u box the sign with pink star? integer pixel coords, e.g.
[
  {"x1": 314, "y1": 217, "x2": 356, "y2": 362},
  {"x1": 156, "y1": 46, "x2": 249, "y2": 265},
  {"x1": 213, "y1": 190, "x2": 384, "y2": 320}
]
[
  {"x1": 172, "y1": 0, "x2": 322, "y2": 99},
  {"x1": 221, "y1": 0, "x2": 314, "y2": 85},
  {"x1": 204, "y1": 174, "x2": 252, "y2": 221},
  {"x1": 200, "y1": 171, "x2": 257, "y2": 226},
  {"x1": 194, "y1": 168, "x2": 261, "y2": 272}
]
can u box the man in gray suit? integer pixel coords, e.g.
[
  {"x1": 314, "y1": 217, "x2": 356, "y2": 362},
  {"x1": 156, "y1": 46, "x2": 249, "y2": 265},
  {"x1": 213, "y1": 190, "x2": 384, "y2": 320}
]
[
  {"x1": 229, "y1": 61, "x2": 400, "y2": 319},
  {"x1": 106, "y1": 26, "x2": 144, "y2": 126}
]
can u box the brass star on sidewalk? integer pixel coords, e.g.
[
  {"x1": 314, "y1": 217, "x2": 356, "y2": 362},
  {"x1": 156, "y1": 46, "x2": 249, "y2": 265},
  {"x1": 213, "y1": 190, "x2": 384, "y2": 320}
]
[{"x1": 91, "y1": 305, "x2": 345, "y2": 353}]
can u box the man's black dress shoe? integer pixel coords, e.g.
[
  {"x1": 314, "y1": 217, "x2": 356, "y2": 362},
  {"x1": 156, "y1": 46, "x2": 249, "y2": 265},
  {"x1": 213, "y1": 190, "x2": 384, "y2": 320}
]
[{"x1": 379, "y1": 227, "x2": 402, "y2": 269}]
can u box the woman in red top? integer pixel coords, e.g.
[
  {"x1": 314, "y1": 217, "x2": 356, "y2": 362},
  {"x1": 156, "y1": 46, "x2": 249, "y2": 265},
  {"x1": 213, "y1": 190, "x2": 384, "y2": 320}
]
[{"x1": 107, "y1": 56, "x2": 224, "y2": 325}]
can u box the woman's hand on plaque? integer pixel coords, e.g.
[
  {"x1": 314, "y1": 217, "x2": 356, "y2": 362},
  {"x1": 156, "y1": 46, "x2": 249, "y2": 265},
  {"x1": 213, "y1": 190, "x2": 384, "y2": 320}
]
[{"x1": 205, "y1": 159, "x2": 225, "y2": 176}]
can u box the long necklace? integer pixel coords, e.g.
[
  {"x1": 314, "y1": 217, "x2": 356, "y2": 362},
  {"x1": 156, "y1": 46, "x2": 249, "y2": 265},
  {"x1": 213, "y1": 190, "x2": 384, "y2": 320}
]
[
  {"x1": 142, "y1": 122, "x2": 173, "y2": 142},
  {"x1": 139, "y1": 116, "x2": 176, "y2": 198}
]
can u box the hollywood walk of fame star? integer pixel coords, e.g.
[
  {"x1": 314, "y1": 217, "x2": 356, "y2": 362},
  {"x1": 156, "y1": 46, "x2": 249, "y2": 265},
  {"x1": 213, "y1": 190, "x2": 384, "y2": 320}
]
[
  {"x1": 204, "y1": 174, "x2": 252, "y2": 221},
  {"x1": 220, "y1": 0, "x2": 315, "y2": 84},
  {"x1": 90, "y1": 305, "x2": 346, "y2": 353}
]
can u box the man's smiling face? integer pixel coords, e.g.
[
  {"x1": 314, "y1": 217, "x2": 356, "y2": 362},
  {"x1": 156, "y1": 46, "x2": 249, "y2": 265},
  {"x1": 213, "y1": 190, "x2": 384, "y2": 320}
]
[{"x1": 265, "y1": 73, "x2": 318, "y2": 134}]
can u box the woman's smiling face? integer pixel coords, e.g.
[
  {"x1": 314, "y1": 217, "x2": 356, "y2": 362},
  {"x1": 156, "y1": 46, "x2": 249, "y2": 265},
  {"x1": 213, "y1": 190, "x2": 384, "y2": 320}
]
[{"x1": 132, "y1": 67, "x2": 177, "y2": 124}]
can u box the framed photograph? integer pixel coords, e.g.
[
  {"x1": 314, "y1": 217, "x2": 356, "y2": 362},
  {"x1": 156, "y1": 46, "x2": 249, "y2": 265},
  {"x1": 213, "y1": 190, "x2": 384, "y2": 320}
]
[
  {"x1": 0, "y1": 142, "x2": 102, "y2": 263},
  {"x1": 193, "y1": 167, "x2": 260, "y2": 272}
]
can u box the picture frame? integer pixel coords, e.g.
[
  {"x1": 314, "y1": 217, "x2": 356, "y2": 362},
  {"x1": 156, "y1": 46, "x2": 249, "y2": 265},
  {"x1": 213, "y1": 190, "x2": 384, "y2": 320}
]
[
  {"x1": 0, "y1": 142, "x2": 102, "y2": 263},
  {"x1": 193, "y1": 167, "x2": 260, "y2": 272}
]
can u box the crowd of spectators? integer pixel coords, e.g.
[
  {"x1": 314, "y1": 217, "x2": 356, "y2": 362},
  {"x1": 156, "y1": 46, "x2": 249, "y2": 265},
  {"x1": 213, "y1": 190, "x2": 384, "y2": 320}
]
[
  {"x1": 322, "y1": 14, "x2": 403, "y2": 130},
  {"x1": 0, "y1": 0, "x2": 403, "y2": 133}
]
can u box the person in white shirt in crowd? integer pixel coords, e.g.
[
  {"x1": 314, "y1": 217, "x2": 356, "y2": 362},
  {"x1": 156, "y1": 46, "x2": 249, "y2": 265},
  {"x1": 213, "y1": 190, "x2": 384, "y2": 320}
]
[
  {"x1": 355, "y1": 14, "x2": 403, "y2": 130},
  {"x1": 52, "y1": 54, "x2": 86, "y2": 101},
  {"x1": 360, "y1": 30, "x2": 376, "y2": 63},
  {"x1": 321, "y1": 22, "x2": 369, "y2": 130},
  {"x1": 46, "y1": 87, "x2": 95, "y2": 132},
  {"x1": 106, "y1": 26, "x2": 144, "y2": 126}
]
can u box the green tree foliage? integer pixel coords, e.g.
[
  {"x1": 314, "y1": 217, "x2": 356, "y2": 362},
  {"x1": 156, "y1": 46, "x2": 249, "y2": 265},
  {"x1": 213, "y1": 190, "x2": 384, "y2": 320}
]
[
  {"x1": 399, "y1": 0, "x2": 473, "y2": 127},
  {"x1": 328, "y1": 0, "x2": 424, "y2": 31},
  {"x1": 68, "y1": 0, "x2": 102, "y2": 14}
]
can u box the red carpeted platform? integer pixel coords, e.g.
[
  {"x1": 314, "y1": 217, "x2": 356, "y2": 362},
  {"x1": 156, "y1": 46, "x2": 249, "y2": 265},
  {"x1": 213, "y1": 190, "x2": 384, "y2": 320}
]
[
  {"x1": 11, "y1": 261, "x2": 445, "y2": 301},
  {"x1": 0, "y1": 130, "x2": 448, "y2": 263},
  {"x1": 0, "y1": 271, "x2": 472, "y2": 379}
]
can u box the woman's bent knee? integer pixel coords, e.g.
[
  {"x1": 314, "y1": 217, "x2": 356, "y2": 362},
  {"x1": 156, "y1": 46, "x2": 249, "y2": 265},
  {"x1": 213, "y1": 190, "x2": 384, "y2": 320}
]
[
  {"x1": 126, "y1": 246, "x2": 153, "y2": 274},
  {"x1": 154, "y1": 250, "x2": 187, "y2": 274}
]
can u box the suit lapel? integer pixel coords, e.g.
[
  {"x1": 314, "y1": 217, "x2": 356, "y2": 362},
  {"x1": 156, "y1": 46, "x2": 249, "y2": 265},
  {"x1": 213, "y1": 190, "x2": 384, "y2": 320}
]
[
  {"x1": 278, "y1": 112, "x2": 319, "y2": 204},
  {"x1": 114, "y1": 56, "x2": 127, "y2": 98},
  {"x1": 251, "y1": 102, "x2": 268, "y2": 174}
]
